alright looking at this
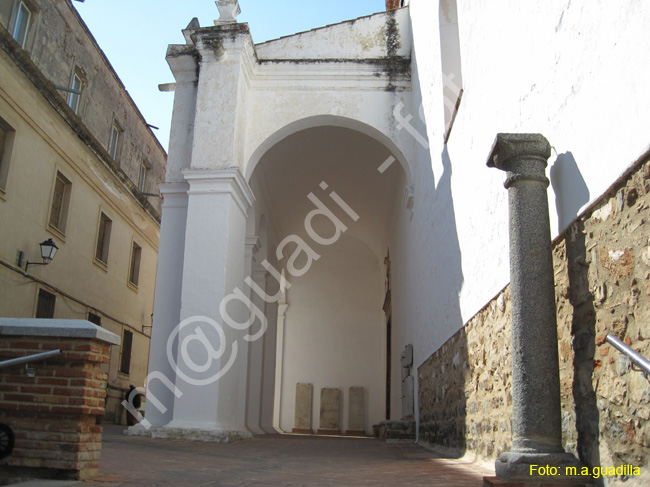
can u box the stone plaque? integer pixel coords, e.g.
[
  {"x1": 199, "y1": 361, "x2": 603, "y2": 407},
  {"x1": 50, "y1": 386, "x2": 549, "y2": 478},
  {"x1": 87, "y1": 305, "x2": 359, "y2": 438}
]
[
  {"x1": 293, "y1": 383, "x2": 312, "y2": 433},
  {"x1": 348, "y1": 386, "x2": 365, "y2": 435},
  {"x1": 401, "y1": 375, "x2": 414, "y2": 419},
  {"x1": 318, "y1": 388, "x2": 340, "y2": 434}
]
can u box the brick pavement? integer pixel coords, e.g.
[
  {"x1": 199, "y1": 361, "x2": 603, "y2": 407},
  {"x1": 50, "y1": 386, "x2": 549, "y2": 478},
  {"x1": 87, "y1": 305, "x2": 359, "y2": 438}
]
[{"x1": 76, "y1": 425, "x2": 493, "y2": 487}]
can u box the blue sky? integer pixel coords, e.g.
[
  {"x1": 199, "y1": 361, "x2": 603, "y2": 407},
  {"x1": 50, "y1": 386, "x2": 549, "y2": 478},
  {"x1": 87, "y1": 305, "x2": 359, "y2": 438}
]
[{"x1": 74, "y1": 0, "x2": 386, "y2": 150}]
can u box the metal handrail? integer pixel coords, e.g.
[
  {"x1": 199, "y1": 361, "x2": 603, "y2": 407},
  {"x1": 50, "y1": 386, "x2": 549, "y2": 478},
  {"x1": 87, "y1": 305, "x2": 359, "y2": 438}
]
[
  {"x1": 0, "y1": 349, "x2": 61, "y2": 369},
  {"x1": 606, "y1": 335, "x2": 650, "y2": 376}
]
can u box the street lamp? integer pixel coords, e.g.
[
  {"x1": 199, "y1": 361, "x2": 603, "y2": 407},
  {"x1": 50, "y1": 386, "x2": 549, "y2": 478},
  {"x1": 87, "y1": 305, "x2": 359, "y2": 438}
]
[{"x1": 25, "y1": 238, "x2": 59, "y2": 272}]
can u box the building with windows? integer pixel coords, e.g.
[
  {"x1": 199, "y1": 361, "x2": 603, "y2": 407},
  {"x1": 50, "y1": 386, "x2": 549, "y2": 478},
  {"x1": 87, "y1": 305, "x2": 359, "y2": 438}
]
[{"x1": 0, "y1": 0, "x2": 166, "y2": 422}]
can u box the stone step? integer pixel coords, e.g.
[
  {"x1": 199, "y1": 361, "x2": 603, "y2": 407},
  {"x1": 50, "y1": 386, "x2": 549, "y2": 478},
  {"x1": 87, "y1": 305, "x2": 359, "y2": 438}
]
[{"x1": 374, "y1": 419, "x2": 416, "y2": 442}]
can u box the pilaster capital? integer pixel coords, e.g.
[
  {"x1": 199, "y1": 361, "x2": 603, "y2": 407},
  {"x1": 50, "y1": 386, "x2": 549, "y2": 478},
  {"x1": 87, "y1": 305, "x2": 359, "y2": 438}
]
[
  {"x1": 191, "y1": 23, "x2": 252, "y2": 62},
  {"x1": 245, "y1": 237, "x2": 261, "y2": 255},
  {"x1": 486, "y1": 133, "x2": 552, "y2": 188},
  {"x1": 166, "y1": 45, "x2": 199, "y2": 83},
  {"x1": 159, "y1": 182, "x2": 190, "y2": 209},
  {"x1": 182, "y1": 168, "x2": 255, "y2": 215}
]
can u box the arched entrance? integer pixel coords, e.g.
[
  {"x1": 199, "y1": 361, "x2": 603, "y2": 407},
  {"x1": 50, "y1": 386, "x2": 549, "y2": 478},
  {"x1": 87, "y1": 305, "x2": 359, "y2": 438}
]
[
  {"x1": 139, "y1": 5, "x2": 414, "y2": 440},
  {"x1": 246, "y1": 123, "x2": 409, "y2": 434}
]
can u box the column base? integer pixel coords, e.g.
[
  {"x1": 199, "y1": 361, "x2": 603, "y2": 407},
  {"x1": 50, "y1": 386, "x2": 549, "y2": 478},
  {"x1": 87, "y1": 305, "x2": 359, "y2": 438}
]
[
  {"x1": 152, "y1": 426, "x2": 252, "y2": 443},
  {"x1": 484, "y1": 477, "x2": 593, "y2": 487},
  {"x1": 495, "y1": 451, "x2": 587, "y2": 483}
]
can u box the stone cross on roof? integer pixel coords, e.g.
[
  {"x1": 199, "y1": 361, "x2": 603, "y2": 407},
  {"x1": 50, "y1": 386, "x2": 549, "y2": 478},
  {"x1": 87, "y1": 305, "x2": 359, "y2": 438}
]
[{"x1": 215, "y1": 0, "x2": 241, "y2": 25}]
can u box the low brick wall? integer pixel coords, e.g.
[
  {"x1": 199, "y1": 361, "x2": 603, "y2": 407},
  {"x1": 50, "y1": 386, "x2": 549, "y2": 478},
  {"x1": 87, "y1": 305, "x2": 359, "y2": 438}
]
[
  {"x1": 419, "y1": 156, "x2": 650, "y2": 481},
  {"x1": 0, "y1": 320, "x2": 118, "y2": 481}
]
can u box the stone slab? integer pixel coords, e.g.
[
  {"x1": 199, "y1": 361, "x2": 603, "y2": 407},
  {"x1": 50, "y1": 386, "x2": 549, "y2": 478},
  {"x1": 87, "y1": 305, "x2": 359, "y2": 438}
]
[
  {"x1": 348, "y1": 386, "x2": 364, "y2": 433},
  {"x1": 0, "y1": 318, "x2": 120, "y2": 345},
  {"x1": 294, "y1": 383, "x2": 313, "y2": 431},
  {"x1": 400, "y1": 344, "x2": 413, "y2": 367},
  {"x1": 483, "y1": 477, "x2": 592, "y2": 487},
  {"x1": 319, "y1": 388, "x2": 340, "y2": 431},
  {"x1": 401, "y1": 375, "x2": 414, "y2": 418}
]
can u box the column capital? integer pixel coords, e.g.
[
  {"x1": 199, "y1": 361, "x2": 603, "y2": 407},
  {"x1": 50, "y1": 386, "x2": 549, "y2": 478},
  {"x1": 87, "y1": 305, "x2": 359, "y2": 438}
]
[{"x1": 486, "y1": 133, "x2": 551, "y2": 188}]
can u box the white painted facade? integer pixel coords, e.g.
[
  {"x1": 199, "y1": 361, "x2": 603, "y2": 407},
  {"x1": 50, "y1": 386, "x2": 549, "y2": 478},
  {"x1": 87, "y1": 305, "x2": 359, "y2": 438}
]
[{"x1": 140, "y1": 0, "x2": 650, "y2": 439}]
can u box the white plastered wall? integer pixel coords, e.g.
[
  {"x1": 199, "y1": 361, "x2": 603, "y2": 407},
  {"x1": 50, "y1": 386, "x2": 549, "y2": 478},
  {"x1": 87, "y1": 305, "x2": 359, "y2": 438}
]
[
  {"x1": 387, "y1": 0, "x2": 650, "y2": 423},
  {"x1": 279, "y1": 236, "x2": 385, "y2": 435}
]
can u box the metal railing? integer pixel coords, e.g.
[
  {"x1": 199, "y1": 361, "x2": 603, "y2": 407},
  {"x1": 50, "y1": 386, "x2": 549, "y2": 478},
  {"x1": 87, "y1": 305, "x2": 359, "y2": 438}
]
[
  {"x1": 606, "y1": 335, "x2": 650, "y2": 376},
  {"x1": 0, "y1": 349, "x2": 61, "y2": 370}
]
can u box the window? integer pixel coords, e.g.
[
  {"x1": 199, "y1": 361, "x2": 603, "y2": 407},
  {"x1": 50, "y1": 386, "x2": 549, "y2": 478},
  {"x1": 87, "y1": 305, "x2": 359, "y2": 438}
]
[
  {"x1": 35, "y1": 289, "x2": 56, "y2": 318},
  {"x1": 120, "y1": 329, "x2": 133, "y2": 375},
  {"x1": 108, "y1": 120, "x2": 123, "y2": 162},
  {"x1": 88, "y1": 312, "x2": 102, "y2": 326},
  {"x1": 10, "y1": 1, "x2": 32, "y2": 48},
  {"x1": 138, "y1": 161, "x2": 149, "y2": 192},
  {"x1": 67, "y1": 72, "x2": 83, "y2": 114},
  {"x1": 49, "y1": 171, "x2": 72, "y2": 233},
  {"x1": 95, "y1": 212, "x2": 112, "y2": 264},
  {"x1": 129, "y1": 242, "x2": 142, "y2": 287},
  {"x1": 0, "y1": 118, "x2": 16, "y2": 191}
]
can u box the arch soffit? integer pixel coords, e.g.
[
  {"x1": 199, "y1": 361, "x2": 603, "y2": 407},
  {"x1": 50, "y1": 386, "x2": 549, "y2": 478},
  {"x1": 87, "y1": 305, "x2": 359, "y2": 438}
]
[{"x1": 244, "y1": 115, "x2": 413, "y2": 186}]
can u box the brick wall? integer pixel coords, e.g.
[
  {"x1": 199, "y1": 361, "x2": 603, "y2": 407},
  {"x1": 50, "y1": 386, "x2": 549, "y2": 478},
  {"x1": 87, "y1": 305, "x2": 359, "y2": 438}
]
[
  {"x1": 0, "y1": 336, "x2": 111, "y2": 480},
  {"x1": 418, "y1": 154, "x2": 650, "y2": 482}
]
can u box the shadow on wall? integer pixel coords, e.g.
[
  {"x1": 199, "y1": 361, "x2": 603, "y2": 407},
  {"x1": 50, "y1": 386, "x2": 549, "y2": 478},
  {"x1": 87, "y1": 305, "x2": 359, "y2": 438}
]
[
  {"x1": 550, "y1": 151, "x2": 590, "y2": 233},
  {"x1": 551, "y1": 151, "x2": 601, "y2": 481},
  {"x1": 417, "y1": 145, "x2": 467, "y2": 454},
  {"x1": 565, "y1": 218, "x2": 602, "y2": 486}
]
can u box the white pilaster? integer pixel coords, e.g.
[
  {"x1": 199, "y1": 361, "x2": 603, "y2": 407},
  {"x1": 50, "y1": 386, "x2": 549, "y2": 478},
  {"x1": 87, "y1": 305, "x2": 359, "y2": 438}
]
[
  {"x1": 140, "y1": 183, "x2": 189, "y2": 430},
  {"x1": 260, "y1": 279, "x2": 279, "y2": 434},
  {"x1": 165, "y1": 47, "x2": 199, "y2": 183},
  {"x1": 161, "y1": 168, "x2": 255, "y2": 441},
  {"x1": 272, "y1": 301, "x2": 288, "y2": 431},
  {"x1": 245, "y1": 261, "x2": 266, "y2": 434},
  {"x1": 190, "y1": 26, "x2": 254, "y2": 171}
]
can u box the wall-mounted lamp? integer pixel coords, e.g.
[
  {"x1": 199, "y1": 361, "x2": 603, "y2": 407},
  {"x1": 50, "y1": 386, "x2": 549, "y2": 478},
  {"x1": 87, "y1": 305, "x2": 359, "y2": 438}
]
[{"x1": 25, "y1": 238, "x2": 59, "y2": 272}]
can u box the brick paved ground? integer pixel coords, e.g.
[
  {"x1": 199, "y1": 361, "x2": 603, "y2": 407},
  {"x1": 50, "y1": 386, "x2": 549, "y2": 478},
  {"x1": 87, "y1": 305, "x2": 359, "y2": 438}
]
[{"x1": 76, "y1": 425, "x2": 493, "y2": 487}]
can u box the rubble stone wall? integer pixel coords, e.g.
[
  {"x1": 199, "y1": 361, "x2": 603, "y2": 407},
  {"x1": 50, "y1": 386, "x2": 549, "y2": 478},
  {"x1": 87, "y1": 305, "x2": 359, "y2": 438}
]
[{"x1": 419, "y1": 155, "x2": 650, "y2": 482}]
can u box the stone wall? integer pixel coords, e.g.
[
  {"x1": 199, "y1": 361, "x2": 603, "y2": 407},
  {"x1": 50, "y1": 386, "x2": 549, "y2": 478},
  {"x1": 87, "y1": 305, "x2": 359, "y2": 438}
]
[
  {"x1": 0, "y1": 321, "x2": 118, "y2": 481},
  {"x1": 419, "y1": 154, "x2": 650, "y2": 483}
]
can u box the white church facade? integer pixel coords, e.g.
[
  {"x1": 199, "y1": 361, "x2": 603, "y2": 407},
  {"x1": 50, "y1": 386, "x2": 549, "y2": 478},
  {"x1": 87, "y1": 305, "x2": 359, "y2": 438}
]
[{"x1": 132, "y1": 0, "x2": 650, "y2": 481}]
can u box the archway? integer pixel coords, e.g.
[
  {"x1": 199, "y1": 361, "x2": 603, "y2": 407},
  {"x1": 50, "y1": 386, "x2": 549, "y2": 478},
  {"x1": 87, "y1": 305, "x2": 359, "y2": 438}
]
[{"x1": 246, "y1": 123, "x2": 409, "y2": 435}]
